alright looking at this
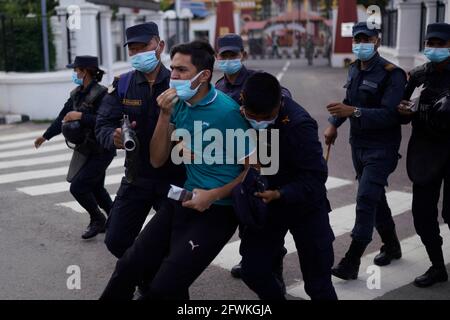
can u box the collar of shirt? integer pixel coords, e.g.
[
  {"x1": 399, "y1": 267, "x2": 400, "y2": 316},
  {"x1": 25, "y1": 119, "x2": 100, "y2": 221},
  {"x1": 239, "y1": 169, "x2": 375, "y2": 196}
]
[
  {"x1": 223, "y1": 65, "x2": 249, "y2": 87},
  {"x1": 135, "y1": 63, "x2": 170, "y2": 85},
  {"x1": 184, "y1": 84, "x2": 218, "y2": 108}
]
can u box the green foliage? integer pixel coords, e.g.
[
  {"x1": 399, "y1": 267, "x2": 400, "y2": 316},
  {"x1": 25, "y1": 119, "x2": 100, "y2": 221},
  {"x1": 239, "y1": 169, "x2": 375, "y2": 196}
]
[
  {"x1": 0, "y1": 0, "x2": 58, "y2": 16},
  {"x1": 0, "y1": 0, "x2": 57, "y2": 72},
  {"x1": 0, "y1": 16, "x2": 56, "y2": 72}
]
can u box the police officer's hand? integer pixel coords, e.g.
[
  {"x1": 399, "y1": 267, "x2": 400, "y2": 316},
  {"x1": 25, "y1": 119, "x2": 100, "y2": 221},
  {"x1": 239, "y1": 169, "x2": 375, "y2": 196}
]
[
  {"x1": 157, "y1": 88, "x2": 179, "y2": 116},
  {"x1": 255, "y1": 190, "x2": 281, "y2": 204},
  {"x1": 326, "y1": 102, "x2": 355, "y2": 118},
  {"x1": 398, "y1": 100, "x2": 414, "y2": 116},
  {"x1": 34, "y1": 136, "x2": 46, "y2": 149},
  {"x1": 182, "y1": 189, "x2": 215, "y2": 212},
  {"x1": 324, "y1": 125, "x2": 338, "y2": 146},
  {"x1": 113, "y1": 121, "x2": 137, "y2": 149},
  {"x1": 63, "y1": 111, "x2": 82, "y2": 123}
]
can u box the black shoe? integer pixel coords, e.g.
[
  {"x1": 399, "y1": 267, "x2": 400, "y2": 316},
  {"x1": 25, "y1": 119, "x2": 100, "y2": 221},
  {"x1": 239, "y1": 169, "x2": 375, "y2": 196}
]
[
  {"x1": 231, "y1": 262, "x2": 242, "y2": 279},
  {"x1": 331, "y1": 257, "x2": 360, "y2": 280},
  {"x1": 414, "y1": 266, "x2": 448, "y2": 288},
  {"x1": 375, "y1": 227, "x2": 402, "y2": 266},
  {"x1": 374, "y1": 244, "x2": 402, "y2": 266},
  {"x1": 82, "y1": 218, "x2": 106, "y2": 240}
]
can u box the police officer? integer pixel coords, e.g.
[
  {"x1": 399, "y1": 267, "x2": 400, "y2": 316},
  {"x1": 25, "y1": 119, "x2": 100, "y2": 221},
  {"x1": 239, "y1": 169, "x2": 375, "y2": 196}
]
[
  {"x1": 215, "y1": 33, "x2": 290, "y2": 280},
  {"x1": 34, "y1": 56, "x2": 114, "y2": 239},
  {"x1": 239, "y1": 72, "x2": 337, "y2": 300},
  {"x1": 324, "y1": 22, "x2": 407, "y2": 280},
  {"x1": 398, "y1": 23, "x2": 450, "y2": 287},
  {"x1": 95, "y1": 22, "x2": 185, "y2": 260}
]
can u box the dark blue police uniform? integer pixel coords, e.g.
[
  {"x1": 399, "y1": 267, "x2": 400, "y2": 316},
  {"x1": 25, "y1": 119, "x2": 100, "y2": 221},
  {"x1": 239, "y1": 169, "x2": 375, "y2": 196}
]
[
  {"x1": 240, "y1": 97, "x2": 337, "y2": 300},
  {"x1": 329, "y1": 23, "x2": 407, "y2": 280},
  {"x1": 43, "y1": 55, "x2": 115, "y2": 240},
  {"x1": 95, "y1": 23, "x2": 185, "y2": 258}
]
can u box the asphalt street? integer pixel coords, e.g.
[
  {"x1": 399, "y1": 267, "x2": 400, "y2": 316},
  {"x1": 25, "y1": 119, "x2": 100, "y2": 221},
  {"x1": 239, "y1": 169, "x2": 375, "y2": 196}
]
[{"x1": 0, "y1": 57, "x2": 449, "y2": 300}]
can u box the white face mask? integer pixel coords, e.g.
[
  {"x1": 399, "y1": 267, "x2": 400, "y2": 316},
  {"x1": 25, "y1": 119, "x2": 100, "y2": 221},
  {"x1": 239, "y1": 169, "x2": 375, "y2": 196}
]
[{"x1": 243, "y1": 109, "x2": 277, "y2": 129}]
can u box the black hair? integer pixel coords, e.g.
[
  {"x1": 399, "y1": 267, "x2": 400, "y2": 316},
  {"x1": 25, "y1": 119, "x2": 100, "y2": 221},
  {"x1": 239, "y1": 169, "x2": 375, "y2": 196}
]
[
  {"x1": 170, "y1": 40, "x2": 215, "y2": 78},
  {"x1": 242, "y1": 72, "x2": 282, "y2": 114},
  {"x1": 83, "y1": 67, "x2": 105, "y2": 82}
]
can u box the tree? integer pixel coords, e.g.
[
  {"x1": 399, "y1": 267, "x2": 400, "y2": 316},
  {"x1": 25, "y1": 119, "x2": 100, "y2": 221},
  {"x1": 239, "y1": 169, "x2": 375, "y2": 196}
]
[{"x1": 0, "y1": 0, "x2": 58, "y2": 16}]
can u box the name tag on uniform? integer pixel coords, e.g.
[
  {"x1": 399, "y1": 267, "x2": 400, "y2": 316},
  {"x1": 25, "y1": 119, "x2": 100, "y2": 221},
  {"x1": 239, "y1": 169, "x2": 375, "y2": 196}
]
[
  {"x1": 362, "y1": 80, "x2": 378, "y2": 89},
  {"x1": 122, "y1": 99, "x2": 142, "y2": 107}
]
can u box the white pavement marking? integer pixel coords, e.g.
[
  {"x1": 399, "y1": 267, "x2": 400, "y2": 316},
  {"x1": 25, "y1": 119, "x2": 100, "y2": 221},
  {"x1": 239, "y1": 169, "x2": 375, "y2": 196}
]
[
  {"x1": 276, "y1": 61, "x2": 291, "y2": 81},
  {"x1": 0, "y1": 142, "x2": 67, "y2": 159},
  {"x1": 17, "y1": 173, "x2": 124, "y2": 196},
  {"x1": 0, "y1": 130, "x2": 50, "y2": 143},
  {"x1": 211, "y1": 191, "x2": 412, "y2": 271},
  {"x1": 0, "y1": 135, "x2": 64, "y2": 151},
  {"x1": 287, "y1": 224, "x2": 450, "y2": 300},
  {"x1": 326, "y1": 177, "x2": 353, "y2": 190},
  {"x1": 0, "y1": 153, "x2": 72, "y2": 170},
  {"x1": 0, "y1": 157, "x2": 124, "y2": 184},
  {"x1": 57, "y1": 195, "x2": 117, "y2": 213},
  {"x1": 57, "y1": 198, "x2": 156, "y2": 231}
]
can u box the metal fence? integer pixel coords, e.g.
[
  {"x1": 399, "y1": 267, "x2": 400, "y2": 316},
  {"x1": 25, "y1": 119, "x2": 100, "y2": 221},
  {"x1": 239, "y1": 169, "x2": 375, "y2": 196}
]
[
  {"x1": 164, "y1": 17, "x2": 190, "y2": 53},
  {"x1": 0, "y1": 13, "x2": 55, "y2": 72}
]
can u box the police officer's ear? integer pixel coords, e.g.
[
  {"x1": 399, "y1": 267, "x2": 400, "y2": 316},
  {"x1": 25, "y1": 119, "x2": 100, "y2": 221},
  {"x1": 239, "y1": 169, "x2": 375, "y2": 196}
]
[
  {"x1": 156, "y1": 40, "x2": 165, "y2": 57},
  {"x1": 375, "y1": 37, "x2": 381, "y2": 50},
  {"x1": 241, "y1": 50, "x2": 248, "y2": 61}
]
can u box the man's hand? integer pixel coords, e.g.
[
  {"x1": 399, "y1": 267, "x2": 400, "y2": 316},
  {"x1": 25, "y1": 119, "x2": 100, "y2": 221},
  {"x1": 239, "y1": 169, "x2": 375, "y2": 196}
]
[
  {"x1": 63, "y1": 111, "x2": 82, "y2": 123},
  {"x1": 182, "y1": 189, "x2": 216, "y2": 212},
  {"x1": 113, "y1": 121, "x2": 137, "y2": 149},
  {"x1": 326, "y1": 102, "x2": 355, "y2": 118},
  {"x1": 34, "y1": 136, "x2": 46, "y2": 149},
  {"x1": 324, "y1": 125, "x2": 338, "y2": 146},
  {"x1": 156, "y1": 88, "x2": 179, "y2": 116},
  {"x1": 398, "y1": 100, "x2": 414, "y2": 116},
  {"x1": 255, "y1": 190, "x2": 281, "y2": 204}
]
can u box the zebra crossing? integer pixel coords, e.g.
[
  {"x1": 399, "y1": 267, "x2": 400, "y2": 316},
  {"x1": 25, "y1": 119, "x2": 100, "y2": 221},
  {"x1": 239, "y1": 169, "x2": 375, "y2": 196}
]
[{"x1": 0, "y1": 128, "x2": 448, "y2": 300}]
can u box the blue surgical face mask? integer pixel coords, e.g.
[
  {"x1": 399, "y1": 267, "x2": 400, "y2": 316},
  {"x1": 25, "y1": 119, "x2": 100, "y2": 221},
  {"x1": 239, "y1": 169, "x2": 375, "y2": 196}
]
[
  {"x1": 217, "y1": 59, "x2": 243, "y2": 75},
  {"x1": 72, "y1": 72, "x2": 83, "y2": 86},
  {"x1": 352, "y1": 43, "x2": 376, "y2": 61},
  {"x1": 424, "y1": 47, "x2": 450, "y2": 63},
  {"x1": 243, "y1": 110, "x2": 277, "y2": 130},
  {"x1": 169, "y1": 71, "x2": 204, "y2": 101},
  {"x1": 130, "y1": 45, "x2": 160, "y2": 73}
]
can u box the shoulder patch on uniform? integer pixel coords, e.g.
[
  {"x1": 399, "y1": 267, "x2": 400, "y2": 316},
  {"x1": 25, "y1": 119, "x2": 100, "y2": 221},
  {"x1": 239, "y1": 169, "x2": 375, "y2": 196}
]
[
  {"x1": 281, "y1": 115, "x2": 290, "y2": 125},
  {"x1": 384, "y1": 63, "x2": 397, "y2": 72}
]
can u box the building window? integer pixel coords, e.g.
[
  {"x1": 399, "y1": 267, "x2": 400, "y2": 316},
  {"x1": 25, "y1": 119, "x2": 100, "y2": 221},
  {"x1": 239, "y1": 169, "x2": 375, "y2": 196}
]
[
  {"x1": 419, "y1": 2, "x2": 427, "y2": 52},
  {"x1": 437, "y1": 1, "x2": 446, "y2": 22},
  {"x1": 381, "y1": 10, "x2": 397, "y2": 48}
]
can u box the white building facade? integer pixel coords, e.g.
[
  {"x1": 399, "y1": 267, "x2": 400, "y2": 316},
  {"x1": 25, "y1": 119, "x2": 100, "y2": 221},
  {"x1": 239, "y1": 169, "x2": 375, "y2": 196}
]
[{"x1": 379, "y1": 0, "x2": 449, "y2": 71}]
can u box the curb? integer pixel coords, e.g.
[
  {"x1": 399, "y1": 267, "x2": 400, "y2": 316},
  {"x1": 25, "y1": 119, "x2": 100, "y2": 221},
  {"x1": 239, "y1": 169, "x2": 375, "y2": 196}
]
[{"x1": 0, "y1": 114, "x2": 30, "y2": 125}]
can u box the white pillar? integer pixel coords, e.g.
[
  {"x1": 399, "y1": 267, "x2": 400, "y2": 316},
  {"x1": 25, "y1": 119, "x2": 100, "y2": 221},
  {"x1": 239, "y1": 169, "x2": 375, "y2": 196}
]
[
  {"x1": 74, "y1": 3, "x2": 100, "y2": 57},
  {"x1": 50, "y1": 16, "x2": 64, "y2": 70},
  {"x1": 118, "y1": 8, "x2": 137, "y2": 61},
  {"x1": 426, "y1": 1, "x2": 438, "y2": 25},
  {"x1": 98, "y1": 6, "x2": 114, "y2": 85},
  {"x1": 55, "y1": 5, "x2": 70, "y2": 68},
  {"x1": 446, "y1": 0, "x2": 450, "y2": 23},
  {"x1": 395, "y1": 2, "x2": 422, "y2": 62}
]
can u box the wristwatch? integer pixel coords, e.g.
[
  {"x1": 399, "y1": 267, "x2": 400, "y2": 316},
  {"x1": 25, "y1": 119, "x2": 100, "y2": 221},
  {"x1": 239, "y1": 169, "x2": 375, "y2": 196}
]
[{"x1": 351, "y1": 107, "x2": 362, "y2": 118}]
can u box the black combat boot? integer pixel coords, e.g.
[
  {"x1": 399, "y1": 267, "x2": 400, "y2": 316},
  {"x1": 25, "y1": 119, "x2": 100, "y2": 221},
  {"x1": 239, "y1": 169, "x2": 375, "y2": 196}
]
[
  {"x1": 82, "y1": 208, "x2": 106, "y2": 240},
  {"x1": 414, "y1": 265, "x2": 448, "y2": 288},
  {"x1": 374, "y1": 227, "x2": 402, "y2": 266},
  {"x1": 332, "y1": 240, "x2": 369, "y2": 280}
]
